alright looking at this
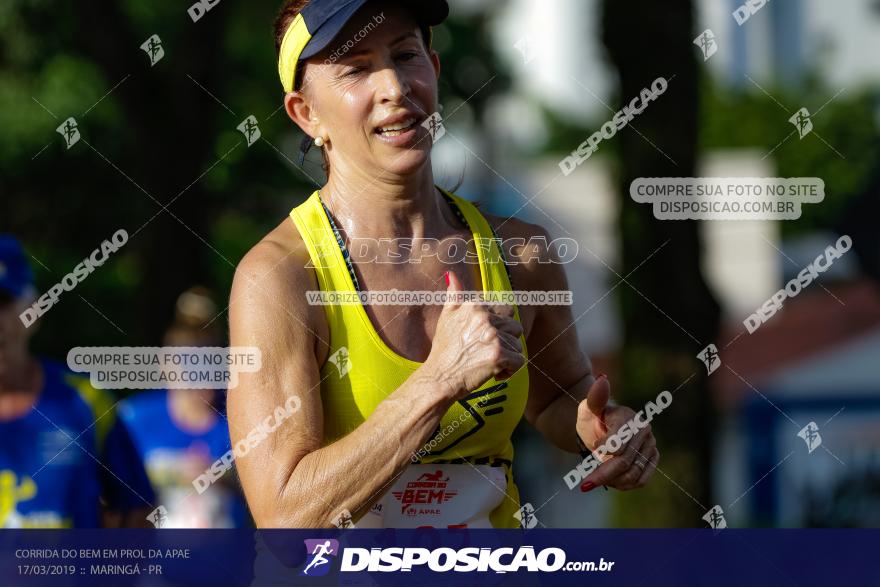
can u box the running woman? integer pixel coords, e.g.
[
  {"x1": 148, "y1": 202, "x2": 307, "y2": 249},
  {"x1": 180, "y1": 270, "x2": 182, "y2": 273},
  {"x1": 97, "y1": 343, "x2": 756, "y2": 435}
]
[{"x1": 228, "y1": 0, "x2": 658, "y2": 528}]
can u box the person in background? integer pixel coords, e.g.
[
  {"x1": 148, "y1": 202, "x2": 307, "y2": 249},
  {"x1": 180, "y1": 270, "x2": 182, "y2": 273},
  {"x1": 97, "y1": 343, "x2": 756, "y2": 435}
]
[
  {"x1": 119, "y1": 286, "x2": 249, "y2": 528},
  {"x1": 0, "y1": 235, "x2": 155, "y2": 528}
]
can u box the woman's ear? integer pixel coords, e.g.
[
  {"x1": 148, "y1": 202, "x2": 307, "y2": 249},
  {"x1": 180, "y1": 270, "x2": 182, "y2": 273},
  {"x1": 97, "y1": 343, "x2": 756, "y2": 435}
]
[
  {"x1": 430, "y1": 49, "x2": 441, "y2": 81},
  {"x1": 284, "y1": 91, "x2": 321, "y2": 140}
]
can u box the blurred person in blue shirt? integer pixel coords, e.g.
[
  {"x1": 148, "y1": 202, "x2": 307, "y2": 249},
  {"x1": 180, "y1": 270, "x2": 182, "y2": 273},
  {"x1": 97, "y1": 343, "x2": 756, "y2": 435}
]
[
  {"x1": 119, "y1": 286, "x2": 249, "y2": 528},
  {"x1": 0, "y1": 235, "x2": 155, "y2": 528}
]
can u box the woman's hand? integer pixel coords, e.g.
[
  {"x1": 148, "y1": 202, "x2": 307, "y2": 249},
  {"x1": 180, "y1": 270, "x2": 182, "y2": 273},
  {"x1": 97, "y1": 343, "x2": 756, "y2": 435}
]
[
  {"x1": 424, "y1": 270, "x2": 526, "y2": 401},
  {"x1": 575, "y1": 375, "x2": 659, "y2": 492}
]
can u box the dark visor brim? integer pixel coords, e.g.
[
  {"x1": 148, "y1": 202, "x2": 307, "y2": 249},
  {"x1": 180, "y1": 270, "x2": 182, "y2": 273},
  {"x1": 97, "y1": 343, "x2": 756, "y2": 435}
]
[{"x1": 300, "y1": 0, "x2": 449, "y2": 60}]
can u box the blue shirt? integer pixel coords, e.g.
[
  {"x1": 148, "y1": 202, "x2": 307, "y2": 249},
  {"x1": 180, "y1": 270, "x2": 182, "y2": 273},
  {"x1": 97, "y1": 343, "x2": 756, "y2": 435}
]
[
  {"x1": 0, "y1": 358, "x2": 155, "y2": 528},
  {"x1": 119, "y1": 390, "x2": 248, "y2": 528}
]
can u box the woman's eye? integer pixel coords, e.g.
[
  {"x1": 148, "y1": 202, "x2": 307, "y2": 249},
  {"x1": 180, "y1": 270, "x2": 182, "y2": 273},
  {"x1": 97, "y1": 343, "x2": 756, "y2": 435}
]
[
  {"x1": 341, "y1": 66, "x2": 366, "y2": 78},
  {"x1": 397, "y1": 51, "x2": 418, "y2": 62}
]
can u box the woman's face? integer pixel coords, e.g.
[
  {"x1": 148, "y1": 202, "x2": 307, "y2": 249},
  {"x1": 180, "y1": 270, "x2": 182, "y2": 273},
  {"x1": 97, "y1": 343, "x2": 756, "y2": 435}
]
[{"x1": 291, "y1": 2, "x2": 441, "y2": 178}]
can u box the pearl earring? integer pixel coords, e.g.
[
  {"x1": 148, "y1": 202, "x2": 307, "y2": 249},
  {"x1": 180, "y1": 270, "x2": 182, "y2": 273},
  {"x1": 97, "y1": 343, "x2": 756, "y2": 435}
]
[{"x1": 314, "y1": 136, "x2": 325, "y2": 147}]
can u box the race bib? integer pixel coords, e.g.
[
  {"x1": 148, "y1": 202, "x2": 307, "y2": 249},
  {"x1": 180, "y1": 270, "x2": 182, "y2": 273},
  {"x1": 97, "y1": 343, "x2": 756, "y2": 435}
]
[{"x1": 357, "y1": 464, "x2": 507, "y2": 528}]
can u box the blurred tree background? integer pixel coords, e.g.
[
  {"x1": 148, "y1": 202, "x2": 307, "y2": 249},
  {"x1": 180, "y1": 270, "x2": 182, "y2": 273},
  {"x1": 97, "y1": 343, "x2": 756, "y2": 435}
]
[
  {"x1": 2, "y1": 0, "x2": 322, "y2": 349},
  {"x1": 598, "y1": 0, "x2": 721, "y2": 526},
  {"x1": 542, "y1": 0, "x2": 878, "y2": 526}
]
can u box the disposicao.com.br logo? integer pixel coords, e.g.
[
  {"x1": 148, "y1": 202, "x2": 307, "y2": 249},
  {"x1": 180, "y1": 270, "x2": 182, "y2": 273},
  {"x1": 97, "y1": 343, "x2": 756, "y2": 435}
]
[
  {"x1": 300, "y1": 540, "x2": 614, "y2": 574},
  {"x1": 301, "y1": 539, "x2": 340, "y2": 576}
]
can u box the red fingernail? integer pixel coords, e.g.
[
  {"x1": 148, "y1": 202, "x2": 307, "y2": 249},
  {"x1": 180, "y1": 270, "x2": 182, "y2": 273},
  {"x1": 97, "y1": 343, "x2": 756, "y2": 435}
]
[
  {"x1": 443, "y1": 271, "x2": 449, "y2": 286},
  {"x1": 596, "y1": 373, "x2": 607, "y2": 381},
  {"x1": 581, "y1": 481, "x2": 597, "y2": 493}
]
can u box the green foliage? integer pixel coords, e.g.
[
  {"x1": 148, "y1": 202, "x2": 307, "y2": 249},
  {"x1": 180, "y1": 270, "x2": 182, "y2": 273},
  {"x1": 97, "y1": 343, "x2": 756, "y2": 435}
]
[{"x1": 699, "y1": 73, "x2": 880, "y2": 235}]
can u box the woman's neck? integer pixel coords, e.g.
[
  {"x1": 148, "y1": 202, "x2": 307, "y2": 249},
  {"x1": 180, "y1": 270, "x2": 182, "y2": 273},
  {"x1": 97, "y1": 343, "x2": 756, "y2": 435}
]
[{"x1": 320, "y1": 166, "x2": 457, "y2": 241}]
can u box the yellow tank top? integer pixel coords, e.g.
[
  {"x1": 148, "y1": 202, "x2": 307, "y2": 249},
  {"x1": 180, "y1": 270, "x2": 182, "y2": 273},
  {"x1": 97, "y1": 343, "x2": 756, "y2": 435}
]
[{"x1": 289, "y1": 188, "x2": 529, "y2": 529}]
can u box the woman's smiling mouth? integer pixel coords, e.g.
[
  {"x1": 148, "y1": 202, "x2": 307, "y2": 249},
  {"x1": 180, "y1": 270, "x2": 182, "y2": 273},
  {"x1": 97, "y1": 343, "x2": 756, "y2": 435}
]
[
  {"x1": 376, "y1": 116, "x2": 418, "y2": 137},
  {"x1": 373, "y1": 113, "x2": 426, "y2": 147}
]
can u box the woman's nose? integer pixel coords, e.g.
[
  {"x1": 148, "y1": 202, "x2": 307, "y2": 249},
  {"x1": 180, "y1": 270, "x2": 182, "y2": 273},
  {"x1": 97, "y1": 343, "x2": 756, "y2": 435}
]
[{"x1": 374, "y1": 66, "x2": 410, "y2": 104}]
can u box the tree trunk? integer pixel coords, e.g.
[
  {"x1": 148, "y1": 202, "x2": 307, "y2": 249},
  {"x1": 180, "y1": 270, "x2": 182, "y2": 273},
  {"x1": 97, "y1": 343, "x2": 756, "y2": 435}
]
[{"x1": 602, "y1": 0, "x2": 721, "y2": 525}]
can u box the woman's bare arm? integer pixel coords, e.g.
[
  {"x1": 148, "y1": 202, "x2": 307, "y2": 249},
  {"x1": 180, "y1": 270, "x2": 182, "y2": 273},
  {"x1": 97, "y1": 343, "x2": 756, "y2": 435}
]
[{"x1": 495, "y1": 217, "x2": 659, "y2": 491}]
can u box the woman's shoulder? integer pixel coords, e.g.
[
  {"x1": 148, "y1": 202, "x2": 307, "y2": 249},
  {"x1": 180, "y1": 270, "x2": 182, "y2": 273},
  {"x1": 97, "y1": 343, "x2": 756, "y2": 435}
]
[
  {"x1": 481, "y1": 210, "x2": 549, "y2": 242},
  {"x1": 480, "y1": 212, "x2": 562, "y2": 288},
  {"x1": 235, "y1": 216, "x2": 311, "y2": 287},
  {"x1": 229, "y1": 215, "x2": 327, "y2": 343}
]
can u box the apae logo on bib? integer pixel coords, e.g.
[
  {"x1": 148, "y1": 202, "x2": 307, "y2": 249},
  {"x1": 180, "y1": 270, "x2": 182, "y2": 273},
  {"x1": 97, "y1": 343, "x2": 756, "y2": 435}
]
[{"x1": 391, "y1": 469, "x2": 458, "y2": 517}]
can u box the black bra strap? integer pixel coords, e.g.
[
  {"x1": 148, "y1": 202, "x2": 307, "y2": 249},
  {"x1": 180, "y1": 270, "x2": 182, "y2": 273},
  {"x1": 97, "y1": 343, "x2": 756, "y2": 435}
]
[
  {"x1": 319, "y1": 197, "x2": 361, "y2": 291},
  {"x1": 319, "y1": 191, "x2": 514, "y2": 293}
]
